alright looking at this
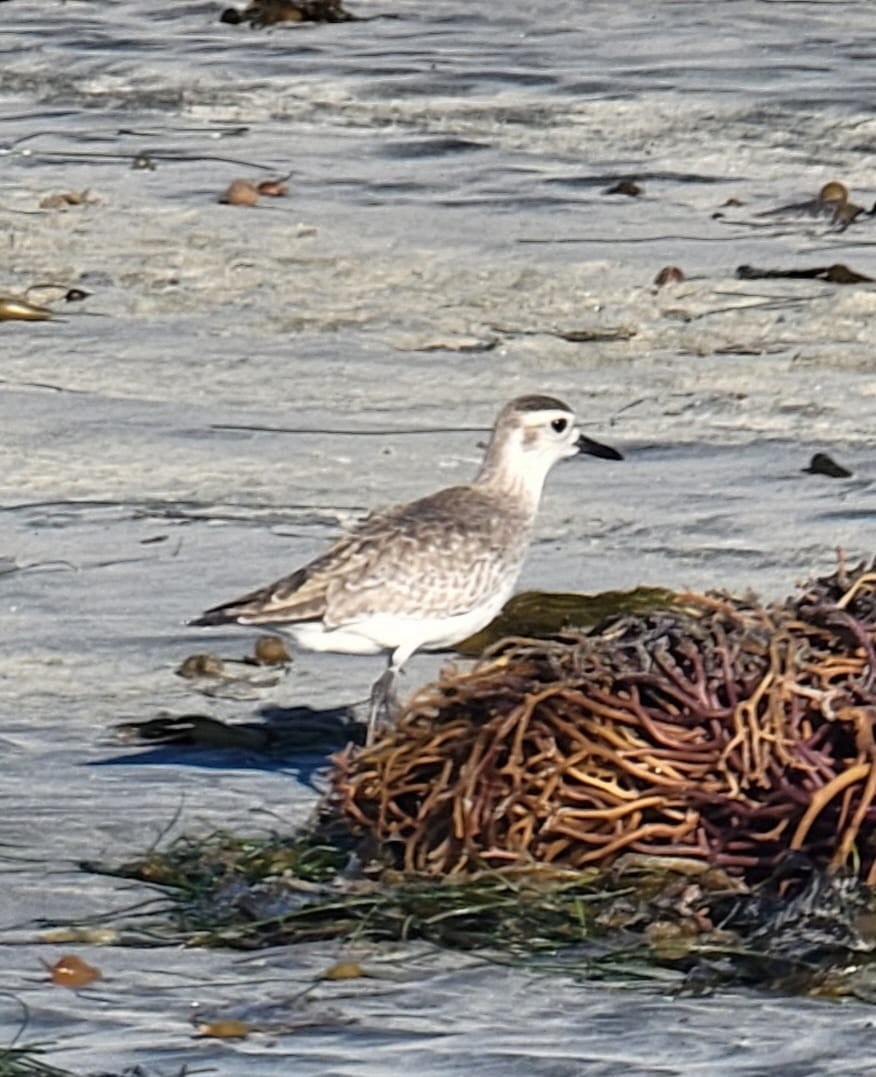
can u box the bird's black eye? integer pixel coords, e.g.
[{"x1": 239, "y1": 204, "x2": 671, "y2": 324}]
[{"x1": 551, "y1": 418, "x2": 568, "y2": 433}]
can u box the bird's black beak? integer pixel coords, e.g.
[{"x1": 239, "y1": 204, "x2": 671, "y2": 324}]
[{"x1": 576, "y1": 433, "x2": 623, "y2": 460}]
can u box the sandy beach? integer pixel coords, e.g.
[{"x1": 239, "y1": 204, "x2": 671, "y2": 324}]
[{"x1": 2, "y1": 1, "x2": 876, "y2": 1072}]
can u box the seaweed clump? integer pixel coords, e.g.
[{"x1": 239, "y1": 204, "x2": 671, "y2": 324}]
[
  {"x1": 85, "y1": 827, "x2": 876, "y2": 997},
  {"x1": 77, "y1": 563, "x2": 876, "y2": 996},
  {"x1": 0, "y1": 994, "x2": 77, "y2": 1077},
  {"x1": 332, "y1": 561, "x2": 876, "y2": 882},
  {"x1": 220, "y1": 0, "x2": 356, "y2": 26},
  {"x1": 0, "y1": 1044, "x2": 74, "y2": 1077}
]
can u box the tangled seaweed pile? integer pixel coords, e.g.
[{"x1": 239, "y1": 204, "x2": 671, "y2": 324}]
[{"x1": 333, "y1": 561, "x2": 876, "y2": 882}]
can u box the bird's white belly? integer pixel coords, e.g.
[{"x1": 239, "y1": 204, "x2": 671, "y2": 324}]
[
  {"x1": 284, "y1": 622, "x2": 386, "y2": 656},
  {"x1": 283, "y1": 588, "x2": 512, "y2": 660}
]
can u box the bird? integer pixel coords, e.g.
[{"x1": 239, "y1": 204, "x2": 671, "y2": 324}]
[{"x1": 190, "y1": 394, "x2": 623, "y2": 742}]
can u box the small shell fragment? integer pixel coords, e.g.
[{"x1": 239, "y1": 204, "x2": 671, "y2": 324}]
[
  {"x1": 253, "y1": 635, "x2": 292, "y2": 665},
  {"x1": 605, "y1": 179, "x2": 642, "y2": 197},
  {"x1": 0, "y1": 294, "x2": 53, "y2": 321},
  {"x1": 321, "y1": 961, "x2": 366, "y2": 980},
  {"x1": 42, "y1": 927, "x2": 120, "y2": 945},
  {"x1": 257, "y1": 179, "x2": 289, "y2": 197},
  {"x1": 177, "y1": 653, "x2": 225, "y2": 678},
  {"x1": 198, "y1": 1019, "x2": 252, "y2": 1039},
  {"x1": 219, "y1": 179, "x2": 260, "y2": 206},
  {"x1": 39, "y1": 190, "x2": 98, "y2": 209},
  {"x1": 654, "y1": 266, "x2": 685, "y2": 288}
]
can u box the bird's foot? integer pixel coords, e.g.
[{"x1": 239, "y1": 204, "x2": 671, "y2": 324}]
[{"x1": 365, "y1": 667, "x2": 400, "y2": 745}]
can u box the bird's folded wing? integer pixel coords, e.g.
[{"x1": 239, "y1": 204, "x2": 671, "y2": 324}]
[{"x1": 194, "y1": 488, "x2": 528, "y2": 628}]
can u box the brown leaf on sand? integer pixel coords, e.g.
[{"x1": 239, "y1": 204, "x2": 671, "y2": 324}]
[{"x1": 47, "y1": 954, "x2": 102, "y2": 988}]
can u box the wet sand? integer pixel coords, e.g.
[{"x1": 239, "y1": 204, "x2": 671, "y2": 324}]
[{"x1": 2, "y1": 1, "x2": 876, "y2": 1072}]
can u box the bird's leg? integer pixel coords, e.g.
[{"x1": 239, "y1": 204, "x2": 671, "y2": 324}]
[{"x1": 366, "y1": 661, "x2": 400, "y2": 745}]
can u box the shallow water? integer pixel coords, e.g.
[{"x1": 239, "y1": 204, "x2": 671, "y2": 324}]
[{"x1": 2, "y1": 1, "x2": 876, "y2": 1072}]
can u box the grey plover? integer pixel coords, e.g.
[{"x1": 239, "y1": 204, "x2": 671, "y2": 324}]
[{"x1": 191, "y1": 395, "x2": 622, "y2": 740}]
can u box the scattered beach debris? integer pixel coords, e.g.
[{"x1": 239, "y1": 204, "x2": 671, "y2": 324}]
[
  {"x1": 0, "y1": 294, "x2": 53, "y2": 322},
  {"x1": 321, "y1": 961, "x2": 367, "y2": 980},
  {"x1": 218, "y1": 176, "x2": 289, "y2": 204},
  {"x1": 220, "y1": 0, "x2": 357, "y2": 26},
  {"x1": 552, "y1": 326, "x2": 637, "y2": 343},
  {"x1": 257, "y1": 178, "x2": 289, "y2": 197},
  {"x1": 654, "y1": 265, "x2": 686, "y2": 287},
  {"x1": 755, "y1": 180, "x2": 874, "y2": 231},
  {"x1": 736, "y1": 263, "x2": 874, "y2": 284},
  {"x1": 219, "y1": 178, "x2": 260, "y2": 206},
  {"x1": 41, "y1": 926, "x2": 120, "y2": 946},
  {"x1": 711, "y1": 196, "x2": 744, "y2": 219},
  {"x1": 396, "y1": 335, "x2": 500, "y2": 354},
  {"x1": 761, "y1": 179, "x2": 847, "y2": 218},
  {"x1": 605, "y1": 179, "x2": 642, "y2": 197},
  {"x1": 251, "y1": 635, "x2": 292, "y2": 666},
  {"x1": 176, "y1": 652, "x2": 225, "y2": 679},
  {"x1": 45, "y1": 954, "x2": 102, "y2": 988},
  {"x1": 192, "y1": 998, "x2": 356, "y2": 1036},
  {"x1": 88, "y1": 830, "x2": 876, "y2": 997},
  {"x1": 717, "y1": 860, "x2": 874, "y2": 968},
  {"x1": 197, "y1": 1019, "x2": 252, "y2": 1039},
  {"x1": 176, "y1": 642, "x2": 293, "y2": 683},
  {"x1": 87, "y1": 832, "x2": 347, "y2": 892},
  {"x1": 173, "y1": 642, "x2": 292, "y2": 696},
  {"x1": 803, "y1": 452, "x2": 853, "y2": 479},
  {"x1": 490, "y1": 324, "x2": 636, "y2": 343},
  {"x1": 38, "y1": 189, "x2": 99, "y2": 210}
]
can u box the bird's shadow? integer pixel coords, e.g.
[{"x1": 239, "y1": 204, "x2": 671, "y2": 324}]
[{"x1": 93, "y1": 704, "x2": 365, "y2": 788}]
